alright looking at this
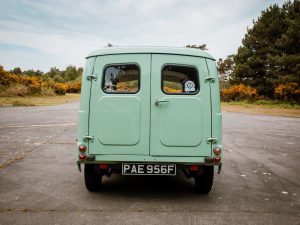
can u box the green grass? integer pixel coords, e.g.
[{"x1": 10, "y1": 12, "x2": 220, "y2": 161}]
[
  {"x1": 12, "y1": 100, "x2": 36, "y2": 106},
  {"x1": 224, "y1": 100, "x2": 300, "y2": 109},
  {"x1": 0, "y1": 93, "x2": 80, "y2": 107},
  {"x1": 222, "y1": 100, "x2": 300, "y2": 117}
]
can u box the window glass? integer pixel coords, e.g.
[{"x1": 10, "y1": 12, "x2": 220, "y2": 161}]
[
  {"x1": 103, "y1": 64, "x2": 139, "y2": 93},
  {"x1": 162, "y1": 65, "x2": 199, "y2": 94}
]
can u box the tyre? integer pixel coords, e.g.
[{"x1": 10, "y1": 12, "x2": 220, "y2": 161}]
[
  {"x1": 194, "y1": 166, "x2": 214, "y2": 194},
  {"x1": 84, "y1": 164, "x2": 102, "y2": 192}
]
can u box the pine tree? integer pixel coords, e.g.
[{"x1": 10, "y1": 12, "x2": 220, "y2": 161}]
[
  {"x1": 232, "y1": 0, "x2": 300, "y2": 98},
  {"x1": 269, "y1": 0, "x2": 300, "y2": 84}
]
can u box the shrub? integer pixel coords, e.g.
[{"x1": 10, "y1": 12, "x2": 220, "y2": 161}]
[
  {"x1": 274, "y1": 83, "x2": 300, "y2": 103},
  {"x1": 0, "y1": 66, "x2": 82, "y2": 96},
  {"x1": 21, "y1": 76, "x2": 42, "y2": 94},
  {"x1": 0, "y1": 66, "x2": 42, "y2": 95},
  {"x1": 0, "y1": 66, "x2": 22, "y2": 86},
  {"x1": 0, "y1": 84, "x2": 6, "y2": 92},
  {"x1": 66, "y1": 81, "x2": 81, "y2": 93},
  {"x1": 0, "y1": 84, "x2": 29, "y2": 97},
  {"x1": 40, "y1": 87, "x2": 56, "y2": 96},
  {"x1": 43, "y1": 81, "x2": 67, "y2": 95},
  {"x1": 221, "y1": 84, "x2": 259, "y2": 101}
]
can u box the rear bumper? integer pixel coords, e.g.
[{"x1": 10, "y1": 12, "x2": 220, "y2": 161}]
[
  {"x1": 76, "y1": 155, "x2": 223, "y2": 173},
  {"x1": 77, "y1": 154, "x2": 221, "y2": 164}
]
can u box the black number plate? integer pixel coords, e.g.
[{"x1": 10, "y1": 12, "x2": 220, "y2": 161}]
[{"x1": 122, "y1": 163, "x2": 176, "y2": 175}]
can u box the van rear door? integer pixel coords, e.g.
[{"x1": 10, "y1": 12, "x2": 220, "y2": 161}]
[
  {"x1": 88, "y1": 53, "x2": 211, "y2": 157},
  {"x1": 88, "y1": 54, "x2": 151, "y2": 155},
  {"x1": 150, "y1": 54, "x2": 211, "y2": 156}
]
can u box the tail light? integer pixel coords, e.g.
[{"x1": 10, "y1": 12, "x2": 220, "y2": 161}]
[
  {"x1": 99, "y1": 164, "x2": 108, "y2": 169},
  {"x1": 79, "y1": 153, "x2": 86, "y2": 161},
  {"x1": 213, "y1": 146, "x2": 221, "y2": 155},
  {"x1": 190, "y1": 165, "x2": 199, "y2": 171},
  {"x1": 79, "y1": 144, "x2": 87, "y2": 152},
  {"x1": 214, "y1": 156, "x2": 221, "y2": 163}
]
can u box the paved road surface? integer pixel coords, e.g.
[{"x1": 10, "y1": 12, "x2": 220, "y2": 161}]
[{"x1": 0, "y1": 102, "x2": 299, "y2": 225}]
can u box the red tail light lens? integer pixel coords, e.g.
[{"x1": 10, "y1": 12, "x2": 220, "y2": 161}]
[
  {"x1": 79, "y1": 144, "x2": 87, "y2": 152},
  {"x1": 79, "y1": 153, "x2": 86, "y2": 161},
  {"x1": 190, "y1": 165, "x2": 199, "y2": 171},
  {"x1": 99, "y1": 164, "x2": 108, "y2": 169},
  {"x1": 214, "y1": 156, "x2": 221, "y2": 163},
  {"x1": 213, "y1": 146, "x2": 221, "y2": 155}
]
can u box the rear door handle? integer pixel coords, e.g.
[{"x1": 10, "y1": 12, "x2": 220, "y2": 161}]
[{"x1": 155, "y1": 99, "x2": 169, "y2": 106}]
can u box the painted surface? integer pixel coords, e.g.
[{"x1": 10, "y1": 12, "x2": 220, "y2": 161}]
[
  {"x1": 77, "y1": 57, "x2": 95, "y2": 148},
  {"x1": 96, "y1": 96, "x2": 141, "y2": 145},
  {"x1": 87, "y1": 46, "x2": 214, "y2": 60},
  {"x1": 206, "y1": 59, "x2": 223, "y2": 157},
  {"x1": 150, "y1": 54, "x2": 211, "y2": 156},
  {"x1": 78, "y1": 49, "x2": 221, "y2": 161},
  {"x1": 88, "y1": 54, "x2": 151, "y2": 155},
  {"x1": 159, "y1": 97, "x2": 202, "y2": 147}
]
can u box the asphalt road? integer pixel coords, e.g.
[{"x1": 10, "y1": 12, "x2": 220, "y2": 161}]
[{"x1": 0, "y1": 102, "x2": 299, "y2": 225}]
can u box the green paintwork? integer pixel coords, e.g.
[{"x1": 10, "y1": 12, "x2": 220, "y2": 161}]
[
  {"x1": 77, "y1": 57, "x2": 95, "y2": 145},
  {"x1": 96, "y1": 96, "x2": 141, "y2": 145},
  {"x1": 150, "y1": 54, "x2": 211, "y2": 156},
  {"x1": 206, "y1": 59, "x2": 223, "y2": 159},
  {"x1": 88, "y1": 54, "x2": 151, "y2": 155},
  {"x1": 77, "y1": 47, "x2": 222, "y2": 165},
  {"x1": 87, "y1": 46, "x2": 214, "y2": 60},
  {"x1": 158, "y1": 97, "x2": 202, "y2": 147}
]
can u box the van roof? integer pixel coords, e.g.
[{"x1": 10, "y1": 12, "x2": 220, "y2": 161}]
[{"x1": 86, "y1": 46, "x2": 215, "y2": 60}]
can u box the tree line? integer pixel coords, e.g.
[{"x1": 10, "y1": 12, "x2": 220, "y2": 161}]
[
  {"x1": 10, "y1": 66, "x2": 83, "y2": 83},
  {"x1": 0, "y1": 65, "x2": 82, "y2": 96}
]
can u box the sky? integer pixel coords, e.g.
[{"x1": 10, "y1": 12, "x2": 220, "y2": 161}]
[{"x1": 0, "y1": 0, "x2": 287, "y2": 72}]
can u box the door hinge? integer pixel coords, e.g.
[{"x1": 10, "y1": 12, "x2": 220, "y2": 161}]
[
  {"x1": 204, "y1": 76, "x2": 215, "y2": 83},
  {"x1": 83, "y1": 135, "x2": 94, "y2": 142},
  {"x1": 206, "y1": 137, "x2": 217, "y2": 144},
  {"x1": 86, "y1": 74, "x2": 97, "y2": 81}
]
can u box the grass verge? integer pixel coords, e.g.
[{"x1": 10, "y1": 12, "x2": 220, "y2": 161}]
[
  {"x1": 222, "y1": 100, "x2": 300, "y2": 117},
  {"x1": 0, "y1": 93, "x2": 80, "y2": 107}
]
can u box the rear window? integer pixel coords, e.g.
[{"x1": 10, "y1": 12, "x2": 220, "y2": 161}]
[
  {"x1": 102, "y1": 64, "x2": 140, "y2": 93},
  {"x1": 162, "y1": 65, "x2": 199, "y2": 94}
]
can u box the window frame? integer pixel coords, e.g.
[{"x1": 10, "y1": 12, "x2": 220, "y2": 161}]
[
  {"x1": 161, "y1": 63, "x2": 200, "y2": 95},
  {"x1": 102, "y1": 63, "x2": 141, "y2": 94}
]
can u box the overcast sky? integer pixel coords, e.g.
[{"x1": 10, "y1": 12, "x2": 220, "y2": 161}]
[{"x1": 0, "y1": 0, "x2": 286, "y2": 72}]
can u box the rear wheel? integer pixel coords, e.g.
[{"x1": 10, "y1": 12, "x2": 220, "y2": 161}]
[
  {"x1": 194, "y1": 166, "x2": 214, "y2": 194},
  {"x1": 84, "y1": 164, "x2": 102, "y2": 192}
]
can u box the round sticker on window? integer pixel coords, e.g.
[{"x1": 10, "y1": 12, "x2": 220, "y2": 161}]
[{"x1": 184, "y1": 80, "x2": 195, "y2": 92}]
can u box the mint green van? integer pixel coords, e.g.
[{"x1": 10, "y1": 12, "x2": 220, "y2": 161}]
[{"x1": 77, "y1": 47, "x2": 222, "y2": 193}]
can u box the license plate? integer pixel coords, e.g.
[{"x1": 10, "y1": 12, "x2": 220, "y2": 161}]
[{"x1": 122, "y1": 163, "x2": 176, "y2": 175}]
